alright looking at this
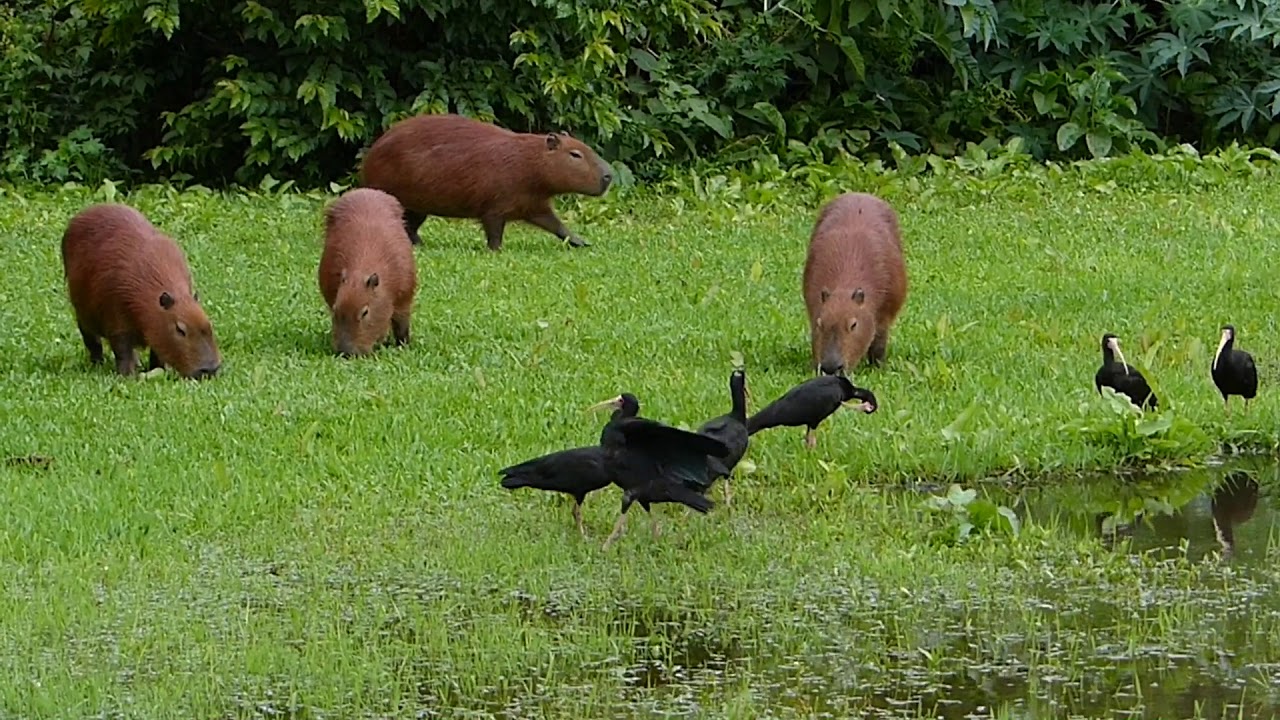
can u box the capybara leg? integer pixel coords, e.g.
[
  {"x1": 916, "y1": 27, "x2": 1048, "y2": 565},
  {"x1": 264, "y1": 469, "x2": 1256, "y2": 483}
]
[
  {"x1": 78, "y1": 326, "x2": 104, "y2": 365},
  {"x1": 526, "y1": 211, "x2": 589, "y2": 248},
  {"x1": 868, "y1": 329, "x2": 890, "y2": 366},
  {"x1": 391, "y1": 311, "x2": 411, "y2": 347},
  {"x1": 403, "y1": 210, "x2": 426, "y2": 246},
  {"x1": 147, "y1": 348, "x2": 165, "y2": 371},
  {"x1": 481, "y1": 215, "x2": 507, "y2": 252},
  {"x1": 109, "y1": 335, "x2": 139, "y2": 376}
]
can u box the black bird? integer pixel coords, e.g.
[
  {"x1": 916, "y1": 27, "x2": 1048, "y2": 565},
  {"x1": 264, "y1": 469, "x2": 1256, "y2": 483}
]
[
  {"x1": 1094, "y1": 333, "x2": 1158, "y2": 410},
  {"x1": 596, "y1": 392, "x2": 641, "y2": 446},
  {"x1": 695, "y1": 369, "x2": 750, "y2": 506},
  {"x1": 746, "y1": 375, "x2": 877, "y2": 448},
  {"x1": 498, "y1": 446, "x2": 613, "y2": 536},
  {"x1": 1211, "y1": 324, "x2": 1257, "y2": 415},
  {"x1": 495, "y1": 392, "x2": 641, "y2": 537},
  {"x1": 588, "y1": 394, "x2": 730, "y2": 549}
]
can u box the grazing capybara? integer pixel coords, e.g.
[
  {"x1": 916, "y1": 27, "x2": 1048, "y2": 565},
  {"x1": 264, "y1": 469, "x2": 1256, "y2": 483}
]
[
  {"x1": 358, "y1": 113, "x2": 614, "y2": 251},
  {"x1": 61, "y1": 203, "x2": 222, "y2": 379},
  {"x1": 318, "y1": 188, "x2": 417, "y2": 357},
  {"x1": 802, "y1": 192, "x2": 908, "y2": 376}
]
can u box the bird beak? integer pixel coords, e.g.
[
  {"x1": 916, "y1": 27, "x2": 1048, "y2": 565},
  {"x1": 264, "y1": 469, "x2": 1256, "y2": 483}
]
[
  {"x1": 586, "y1": 395, "x2": 623, "y2": 413},
  {"x1": 842, "y1": 400, "x2": 876, "y2": 414},
  {"x1": 1108, "y1": 337, "x2": 1130, "y2": 372},
  {"x1": 1214, "y1": 329, "x2": 1231, "y2": 371}
]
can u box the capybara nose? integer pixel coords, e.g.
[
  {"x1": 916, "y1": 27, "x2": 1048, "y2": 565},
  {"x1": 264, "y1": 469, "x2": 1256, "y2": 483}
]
[
  {"x1": 194, "y1": 364, "x2": 219, "y2": 380},
  {"x1": 599, "y1": 171, "x2": 613, "y2": 192},
  {"x1": 819, "y1": 361, "x2": 845, "y2": 377}
]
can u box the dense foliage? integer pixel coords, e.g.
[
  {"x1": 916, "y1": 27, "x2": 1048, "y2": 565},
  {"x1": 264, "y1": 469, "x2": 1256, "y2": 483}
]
[{"x1": 3, "y1": 0, "x2": 1280, "y2": 188}]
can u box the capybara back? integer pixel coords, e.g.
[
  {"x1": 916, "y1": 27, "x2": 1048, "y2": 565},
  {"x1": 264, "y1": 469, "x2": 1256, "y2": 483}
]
[
  {"x1": 61, "y1": 203, "x2": 221, "y2": 379},
  {"x1": 318, "y1": 188, "x2": 418, "y2": 357},
  {"x1": 802, "y1": 192, "x2": 908, "y2": 376},
  {"x1": 358, "y1": 113, "x2": 613, "y2": 250}
]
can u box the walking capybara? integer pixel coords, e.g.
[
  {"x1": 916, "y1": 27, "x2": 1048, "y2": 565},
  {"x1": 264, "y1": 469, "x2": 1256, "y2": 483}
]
[
  {"x1": 61, "y1": 203, "x2": 222, "y2": 379},
  {"x1": 318, "y1": 188, "x2": 418, "y2": 357},
  {"x1": 358, "y1": 113, "x2": 614, "y2": 251},
  {"x1": 802, "y1": 192, "x2": 908, "y2": 376}
]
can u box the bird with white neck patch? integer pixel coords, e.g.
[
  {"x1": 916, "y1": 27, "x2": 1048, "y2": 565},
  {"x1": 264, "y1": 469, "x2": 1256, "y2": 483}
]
[
  {"x1": 1211, "y1": 324, "x2": 1257, "y2": 415},
  {"x1": 1094, "y1": 333, "x2": 1159, "y2": 410}
]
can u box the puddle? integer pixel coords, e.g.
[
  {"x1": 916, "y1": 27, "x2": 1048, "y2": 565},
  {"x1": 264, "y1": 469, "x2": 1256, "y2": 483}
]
[{"x1": 1006, "y1": 455, "x2": 1280, "y2": 567}]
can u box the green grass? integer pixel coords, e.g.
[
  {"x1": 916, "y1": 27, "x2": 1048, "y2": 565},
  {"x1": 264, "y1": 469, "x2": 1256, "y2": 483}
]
[{"x1": 1, "y1": 161, "x2": 1279, "y2": 718}]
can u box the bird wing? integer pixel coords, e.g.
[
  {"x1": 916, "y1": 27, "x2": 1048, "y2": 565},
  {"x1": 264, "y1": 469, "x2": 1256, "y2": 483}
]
[{"x1": 617, "y1": 417, "x2": 731, "y2": 458}]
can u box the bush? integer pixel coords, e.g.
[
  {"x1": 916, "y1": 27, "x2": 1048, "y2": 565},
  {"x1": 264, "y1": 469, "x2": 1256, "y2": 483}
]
[{"x1": 2, "y1": 0, "x2": 1279, "y2": 189}]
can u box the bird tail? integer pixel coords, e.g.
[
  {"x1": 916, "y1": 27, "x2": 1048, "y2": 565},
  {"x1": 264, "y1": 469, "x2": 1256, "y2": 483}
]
[{"x1": 668, "y1": 483, "x2": 715, "y2": 514}]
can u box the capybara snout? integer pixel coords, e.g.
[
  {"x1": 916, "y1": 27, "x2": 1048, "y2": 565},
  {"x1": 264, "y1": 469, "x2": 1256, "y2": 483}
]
[
  {"x1": 802, "y1": 193, "x2": 908, "y2": 375},
  {"x1": 61, "y1": 203, "x2": 222, "y2": 380}
]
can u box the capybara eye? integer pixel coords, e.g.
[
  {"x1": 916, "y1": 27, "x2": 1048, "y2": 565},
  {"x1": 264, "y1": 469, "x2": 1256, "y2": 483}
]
[
  {"x1": 570, "y1": 150, "x2": 583, "y2": 159},
  {"x1": 361, "y1": 307, "x2": 370, "y2": 319},
  {"x1": 850, "y1": 321, "x2": 858, "y2": 331},
  {"x1": 176, "y1": 323, "x2": 187, "y2": 337}
]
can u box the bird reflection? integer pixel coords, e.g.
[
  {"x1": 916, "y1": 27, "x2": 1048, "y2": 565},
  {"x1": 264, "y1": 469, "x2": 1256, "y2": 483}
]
[{"x1": 1211, "y1": 471, "x2": 1260, "y2": 557}]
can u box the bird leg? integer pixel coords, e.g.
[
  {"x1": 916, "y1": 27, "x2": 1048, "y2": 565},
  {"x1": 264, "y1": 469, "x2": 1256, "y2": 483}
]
[
  {"x1": 602, "y1": 513, "x2": 628, "y2": 550},
  {"x1": 723, "y1": 476, "x2": 733, "y2": 509},
  {"x1": 649, "y1": 511, "x2": 661, "y2": 539},
  {"x1": 804, "y1": 427, "x2": 817, "y2": 449},
  {"x1": 573, "y1": 503, "x2": 586, "y2": 538}
]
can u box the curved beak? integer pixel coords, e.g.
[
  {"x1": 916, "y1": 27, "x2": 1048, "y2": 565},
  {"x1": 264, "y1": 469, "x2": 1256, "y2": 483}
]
[
  {"x1": 1214, "y1": 329, "x2": 1231, "y2": 371},
  {"x1": 586, "y1": 395, "x2": 624, "y2": 413}
]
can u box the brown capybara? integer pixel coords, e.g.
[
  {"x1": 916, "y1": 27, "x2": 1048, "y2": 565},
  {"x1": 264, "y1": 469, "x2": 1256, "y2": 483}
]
[
  {"x1": 61, "y1": 203, "x2": 222, "y2": 379},
  {"x1": 802, "y1": 192, "x2": 908, "y2": 376},
  {"x1": 358, "y1": 113, "x2": 614, "y2": 251},
  {"x1": 318, "y1": 188, "x2": 418, "y2": 357}
]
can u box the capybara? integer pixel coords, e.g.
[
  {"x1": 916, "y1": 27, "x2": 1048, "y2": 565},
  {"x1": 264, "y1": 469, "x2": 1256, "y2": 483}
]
[
  {"x1": 318, "y1": 188, "x2": 417, "y2": 357},
  {"x1": 802, "y1": 192, "x2": 908, "y2": 376},
  {"x1": 358, "y1": 113, "x2": 614, "y2": 251},
  {"x1": 61, "y1": 203, "x2": 221, "y2": 379}
]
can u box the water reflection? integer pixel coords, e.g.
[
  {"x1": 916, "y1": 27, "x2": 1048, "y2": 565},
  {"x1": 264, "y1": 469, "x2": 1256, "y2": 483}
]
[
  {"x1": 1211, "y1": 470, "x2": 1260, "y2": 557},
  {"x1": 1011, "y1": 455, "x2": 1277, "y2": 566}
]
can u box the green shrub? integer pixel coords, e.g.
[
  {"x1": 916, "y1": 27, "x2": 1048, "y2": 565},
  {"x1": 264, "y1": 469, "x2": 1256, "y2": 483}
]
[{"x1": 1, "y1": 0, "x2": 1278, "y2": 188}]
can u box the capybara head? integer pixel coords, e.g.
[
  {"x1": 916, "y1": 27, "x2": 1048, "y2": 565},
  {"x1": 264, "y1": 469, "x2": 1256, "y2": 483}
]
[
  {"x1": 152, "y1": 289, "x2": 221, "y2": 380},
  {"x1": 813, "y1": 287, "x2": 875, "y2": 377},
  {"x1": 330, "y1": 269, "x2": 393, "y2": 357},
  {"x1": 541, "y1": 132, "x2": 613, "y2": 196}
]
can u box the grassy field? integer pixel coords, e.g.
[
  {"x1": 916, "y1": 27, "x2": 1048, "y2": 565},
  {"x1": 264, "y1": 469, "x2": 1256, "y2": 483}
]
[{"x1": 1, "y1": 160, "x2": 1279, "y2": 718}]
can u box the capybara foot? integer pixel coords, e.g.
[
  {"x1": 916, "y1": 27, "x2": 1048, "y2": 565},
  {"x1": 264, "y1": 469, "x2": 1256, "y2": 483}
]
[
  {"x1": 79, "y1": 328, "x2": 104, "y2": 365},
  {"x1": 566, "y1": 233, "x2": 590, "y2": 248}
]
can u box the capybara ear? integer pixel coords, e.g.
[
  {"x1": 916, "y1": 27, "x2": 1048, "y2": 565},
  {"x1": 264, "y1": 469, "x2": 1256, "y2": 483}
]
[
  {"x1": 820, "y1": 288, "x2": 831, "y2": 304},
  {"x1": 545, "y1": 133, "x2": 561, "y2": 151},
  {"x1": 159, "y1": 292, "x2": 175, "y2": 310},
  {"x1": 365, "y1": 273, "x2": 380, "y2": 289},
  {"x1": 852, "y1": 288, "x2": 865, "y2": 305}
]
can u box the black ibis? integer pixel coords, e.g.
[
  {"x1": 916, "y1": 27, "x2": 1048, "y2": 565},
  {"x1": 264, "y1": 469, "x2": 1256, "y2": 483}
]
[
  {"x1": 588, "y1": 394, "x2": 730, "y2": 549},
  {"x1": 746, "y1": 375, "x2": 877, "y2": 448},
  {"x1": 1094, "y1": 333, "x2": 1158, "y2": 410},
  {"x1": 498, "y1": 446, "x2": 614, "y2": 536},
  {"x1": 497, "y1": 391, "x2": 642, "y2": 537},
  {"x1": 1211, "y1": 324, "x2": 1257, "y2": 415},
  {"x1": 695, "y1": 369, "x2": 749, "y2": 506}
]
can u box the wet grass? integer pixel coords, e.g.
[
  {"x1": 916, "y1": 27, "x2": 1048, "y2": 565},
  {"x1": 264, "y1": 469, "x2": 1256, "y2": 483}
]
[{"x1": 1, "y1": 164, "x2": 1279, "y2": 717}]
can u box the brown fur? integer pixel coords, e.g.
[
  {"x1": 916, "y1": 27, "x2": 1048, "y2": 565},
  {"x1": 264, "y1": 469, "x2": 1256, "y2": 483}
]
[
  {"x1": 61, "y1": 203, "x2": 221, "y2": 379},
  {"x1": 802, "y1": 193, "x2": 908, "y2": 376},
  {"x1": 318, "y1": 188, "x2": 418, "y2": 357},
  {"x1": 358, "y1": 113, "x2": 614, "y2": 251}
]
